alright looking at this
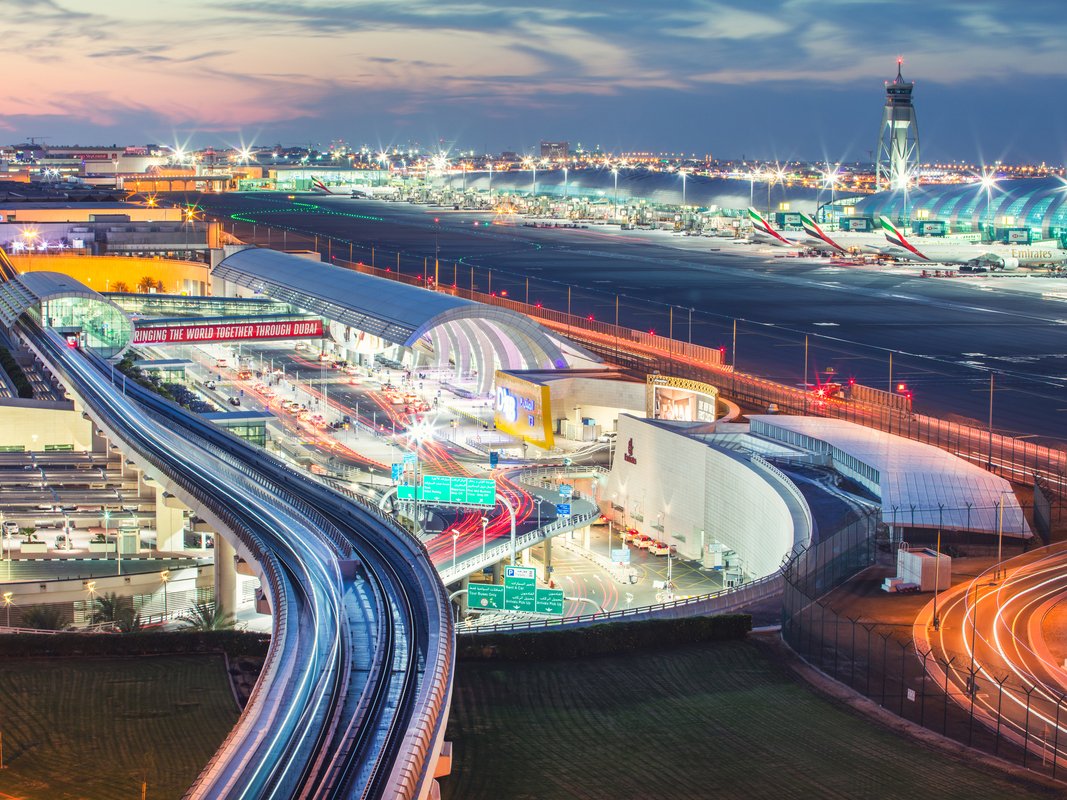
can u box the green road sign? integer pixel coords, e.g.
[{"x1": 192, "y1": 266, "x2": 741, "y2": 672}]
[
  {"x1": 504, "y1": 575, "x2": 537, "y2": 612},
  {"x1": 399, "y1": 474, "x2": 497, "y2": 507},
  {"x1": 468, "y1": 583, "x2": 505, "y2": 610},
  {"x1": 422, "y1": 475, "x2": 452, "y2": 503},
  {"x1": 535, "y1": 588, "x2": 565, "y2": 615}
]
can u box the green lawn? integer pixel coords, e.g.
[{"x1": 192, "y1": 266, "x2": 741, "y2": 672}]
[
  {"x1": 0, "y1": 655, "x2": 238, "y2": 800},
  {"x1": 441, "y1": 639, "x2": 1053, "y2": 800}
]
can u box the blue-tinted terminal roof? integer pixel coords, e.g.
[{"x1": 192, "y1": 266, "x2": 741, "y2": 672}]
[{"x1": 849, "y1": 177, "x2": 1067, "y2": 236}]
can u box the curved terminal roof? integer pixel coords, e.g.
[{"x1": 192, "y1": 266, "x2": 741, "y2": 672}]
[
  {"x1": 0, "y1": 270, "x2": 119, "y2": 326},
  {"x1": 749, "y1": 415, "x2": 1031, "y2": 538},
  {"x1": 0, "y1": 270, "x2": 133, "y2": 357},
  {"x1": 849, "y1": 177, "x2": 1067, "y2": 237},
  {"x1": 214, "y1": 247, "x2": 577, "y2": 391}
]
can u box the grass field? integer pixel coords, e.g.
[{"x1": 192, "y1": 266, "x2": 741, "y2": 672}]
[
  {"x1": 440, "y1": 638, "x2": 1054, "y2": 800},
  {"x1": 0, "y1": 655, "x2": 238, "y2": 800}
]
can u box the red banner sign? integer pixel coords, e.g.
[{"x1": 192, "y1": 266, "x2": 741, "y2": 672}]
[{"x1": 132, "y1": 318, "x2": 323, "y2": 345}]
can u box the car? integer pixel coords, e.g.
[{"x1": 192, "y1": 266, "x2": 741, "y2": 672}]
[
  {"x1": 205, "y1": 380, "x2": 217, "y2": 390},
  {"x1": 215, "y1": 358, "x2": 228, "y2": 368},
  {"x1": 591, "y1": 514, "x2": 609, "y2": 527},
  {"x1": 648, "y1": 541, "x2": 671, "y2": 556},
  {"x1": 237, "y1": 370, "x2": 253, "y2": 380},
  {"x1": 633, "y1": 534, "x2": 654, "y2": 549},
  {"x1": 2, "y1": 520, "x2": 19, "y2": 536},
  {"x1": 318, "y1": 352, "x2": 330, "y2": 362},
  {"x1": 621, "y1": 528, "x2": 641, "y2": 543},
  {"x1": 228, "y1": 396, "x2": 241, "y2": 406}
]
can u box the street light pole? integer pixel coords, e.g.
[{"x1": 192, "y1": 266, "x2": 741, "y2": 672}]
[
  {"x1": 613, "y1": 167, "x2": 619, "y2": 223},
  {"x1": 481, "y1": 516, "x2": 488, "y2": 558},
  {"x1": 452, "y1": 529, "x2": 460, "y2": 570},
  {"x1": 161, "y1": 570, "x2": 170, "y2": 618}
]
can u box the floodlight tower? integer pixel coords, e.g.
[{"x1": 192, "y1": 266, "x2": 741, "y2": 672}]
[{"x1": 876, "y1": 58, "x2": 919, "y2": 191}]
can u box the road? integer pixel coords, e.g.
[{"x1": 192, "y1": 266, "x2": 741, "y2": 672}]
[
  {"x1": 920, "y1": 544, "x2": 1067, "y2": 769},
  {"x1": 187, "y1": 192, "x2": 1067, "y2": 447}
]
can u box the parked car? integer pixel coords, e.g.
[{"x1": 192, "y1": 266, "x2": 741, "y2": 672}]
[
  {"x1": 2, "y1": 520, "x2": 19, "y2": 536},
  {"x1": 622, "y1": 528, "x2": 641, "y2": 543},
  {"x1": 648, "y1": 541, "x2": 671, "y2": 556},
  {"x1": 633, "y1": 534, "x2": 654, "y2": 549}
]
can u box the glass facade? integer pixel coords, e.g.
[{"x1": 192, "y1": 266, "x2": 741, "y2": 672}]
[{"x1": 40, "y1": 296, "x2": 133, "y2": 358}]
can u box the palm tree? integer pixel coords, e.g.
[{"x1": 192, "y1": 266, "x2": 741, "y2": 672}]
[
  {"x1": 21, "y1": 604, "x2": 66, "y2": 630},
  {"x1": 93, "y1": 591, "x2": 123, "y2": 624},
  {"x1": 137, "y1": 275, "x2": 158, "y2": 293},
  {"x1": 112, "y1": 280, "x2": 130, "y2": 293},
  {"x1": 180, "y1": 602, "x2": 236, "y2": 631}
]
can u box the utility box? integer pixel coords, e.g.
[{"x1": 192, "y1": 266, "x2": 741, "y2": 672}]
[{"x1": 896, "y1": 548, "x2": 950, "y2": 592}]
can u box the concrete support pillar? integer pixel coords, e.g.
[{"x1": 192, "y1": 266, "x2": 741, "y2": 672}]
[
  {"x1": 214, "y1": 535, "x2": 238, "y2": 616},
  {"x1": 457, "y1": 575, "x2": 469, "y2": 618},
  {"x1": 491, "y1": 561, "x2": 503, "y2": 584},
  {"x1": 583, "y1": 527, "x2": 590, "y2": 550},
  {"x1": 137, "y1": 470, "x2": 153, "y2": 499},
  {"x1": 521, "y1": 547, "x2": 531, "y2": 567},
  {"x1": 543, "y1": 537, "x2": 553, "y2": 576},
  {"x1": 155, "y1": 485, "x2": 186, "y2": 552}
]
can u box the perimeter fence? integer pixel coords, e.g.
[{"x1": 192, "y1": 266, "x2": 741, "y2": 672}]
[{"x1": 782, "y1": 510, "x2": 1067, "y2": 781}]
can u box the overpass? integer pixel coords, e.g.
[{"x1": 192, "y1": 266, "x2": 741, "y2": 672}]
[{"x1": 0, "y1": 242, "x2": 454, "y2": 798}]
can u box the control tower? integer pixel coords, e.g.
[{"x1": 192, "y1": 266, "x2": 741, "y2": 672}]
[{"x1": 876, "y1": 58, "x2": 919, "y2": 191}]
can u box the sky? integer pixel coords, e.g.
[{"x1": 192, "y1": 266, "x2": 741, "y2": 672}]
[{"x1": 5, "y1": 0, "x2": 1067, "y2": 163}]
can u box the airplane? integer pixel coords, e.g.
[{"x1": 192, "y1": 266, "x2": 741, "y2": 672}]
[
  {"x1": 746, "y1": 207, "x2": 803, "y2": 247},
  {"x1": 798, "y1": 212, "x2": 888, "y2": 256},
  {"x1": 879, "y1": 217, "x2": 1067, "y2": 270},
  {"x1": 310, "y1": 176, "x2": 335, "y2": 194}
]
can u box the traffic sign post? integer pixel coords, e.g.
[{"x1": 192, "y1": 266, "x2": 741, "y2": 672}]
[
  {"x1": 559, "y1": 483, "x2": 573, "y2": 499},
  {"x1": 504, "y1": 575, "x2": 537, "y2": 612},
  {"x1": 555, "y1": 503, "x2": 571, "y2": 518},
  {"x1": 468, "y1": 583, "x2": 505, "y2": 610},
  {"x1": 535, "y1": 588, "x2": 565, "y2": 615},
  {"x1": 391, "y1": 463, "x2": 403, "y2": 483}
]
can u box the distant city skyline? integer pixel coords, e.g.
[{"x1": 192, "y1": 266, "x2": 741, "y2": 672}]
[{"x1": 5, "y1": 1, "x2": 1067, "y2": 164}]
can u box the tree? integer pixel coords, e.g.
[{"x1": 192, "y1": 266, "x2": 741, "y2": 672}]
[
  {"x1": 21, "y1": 604, "x2": 66, "y2": 630},
  {"x1": 93, "y1": 591, "x2": 123, "y2": 623},
  {"x1": 137, "y1": 275, "x2": 158, "y2": 293},
  {"x1": 112, "y1": 280, "x2": 130, "y2": 293},
  {"x1": 180, "y1": 602, "x2": 236, "y2": 631}
]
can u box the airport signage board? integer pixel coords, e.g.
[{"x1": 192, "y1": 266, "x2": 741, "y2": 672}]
[
  {"x1": 469, "y1": 583, "x2": 505, "y2": 610},
  {"x1": 504, "y1": 575, "x2": 537, "y2": 612},
  {"x1": 391, "y1": 463, "x2": 403, "y2": 482},
  {"x1": 505, "y1": 566, "x2": 536, "y2": 580},
  {"x1": 559, "y1": 484, "x2": 573, "y2": 499},
  {"x1": 555, "y1": 503, "x2": 571, "y2": 518},
  {"x1": 132, "y1": 318, "x2": 323, "y2": 345},
  {"x1": 611, "y1": 548, "x2": 631, "y2": 564},
  {"x1": 535, "y1": 588, "x2": 565, "y2": 616}
]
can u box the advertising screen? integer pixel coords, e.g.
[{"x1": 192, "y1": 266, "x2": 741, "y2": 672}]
[
  {"x1": 646, "y1": 375, "x2": 718, "y2": 423},
  {"x1": 493, "y1": 371, "x2": 554, "y2": 449}
]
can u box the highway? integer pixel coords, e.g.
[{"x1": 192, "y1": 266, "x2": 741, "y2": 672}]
[
  {"x1": 17, "y1": 319, "x2": 453, "y2": 800},
  {"x1": 919, "y1": 545, "x2": 1067, "y2": 768}
]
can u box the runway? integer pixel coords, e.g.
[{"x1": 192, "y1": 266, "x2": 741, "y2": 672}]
[{"x1": 190, "y1": 192, "x2": 1067, "y2": 446}]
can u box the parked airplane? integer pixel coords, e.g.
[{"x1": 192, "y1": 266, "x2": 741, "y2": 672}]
[
  {"x1": 879, "y1": 217, "x2": 1067, "y2": 269},
  {"x1": 746, "y1": 208, "x2": 802, "y2": 247},
  {"x1": 798, "y1": 212, "x2": 888, "y2": 256}
]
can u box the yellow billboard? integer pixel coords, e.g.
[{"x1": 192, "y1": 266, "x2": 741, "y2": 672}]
[{"x1": 493, "y1": 371, "x2": 554, "y2": 449}]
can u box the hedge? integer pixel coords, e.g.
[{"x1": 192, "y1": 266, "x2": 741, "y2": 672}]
[
  {"x1": 456, "y1": 613, "x2": 752, "y2": 661},
  {"x1": 0, "y1": 344, "x2": 33, "y2": 398},
  {"x1": 0, "y1": 630, "x2": 271, "y2": 659}
]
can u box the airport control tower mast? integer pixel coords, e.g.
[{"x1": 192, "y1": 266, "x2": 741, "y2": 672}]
[{"x1": 876, "y1": 58, "x2": 919, "y2": 191}]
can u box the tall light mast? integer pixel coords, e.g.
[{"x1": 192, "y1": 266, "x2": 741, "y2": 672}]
[{"x1": 876, "y1": 58, "x2": 919, "y2": 191}]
